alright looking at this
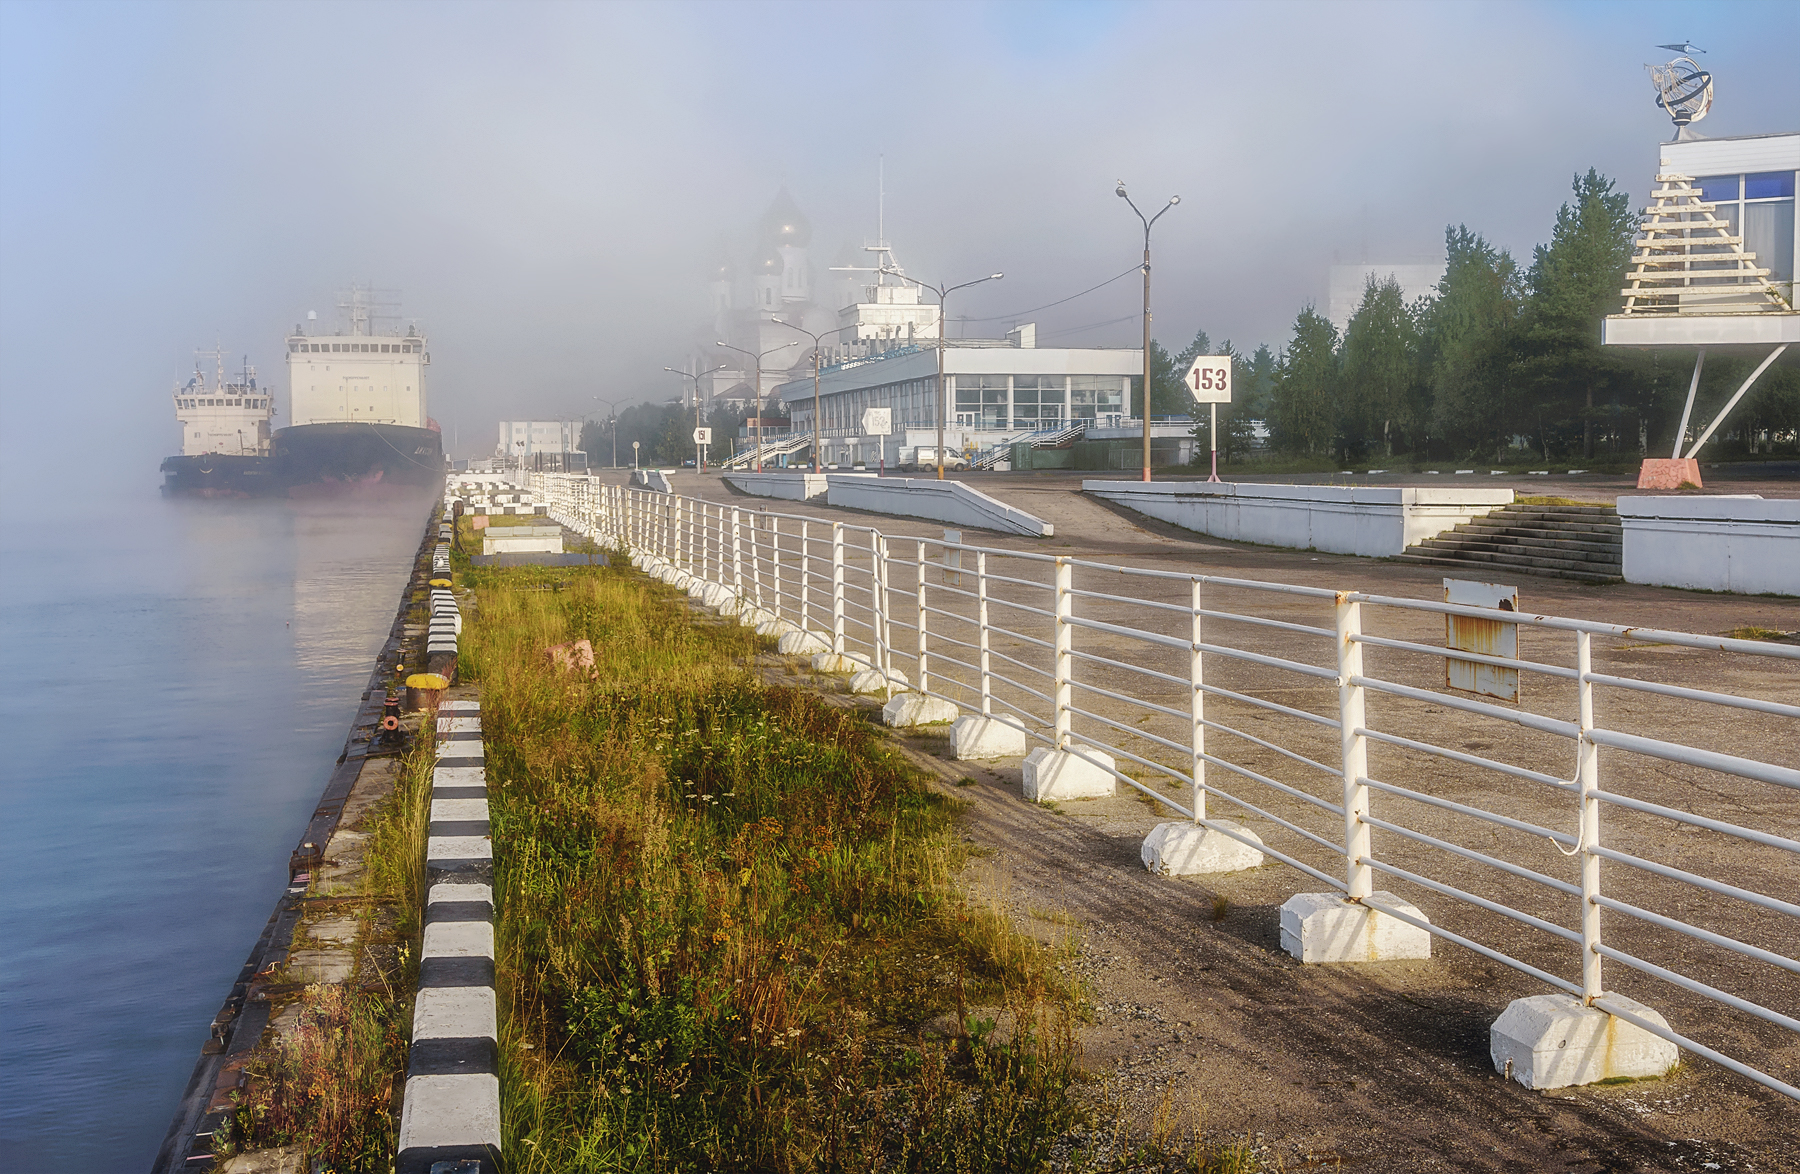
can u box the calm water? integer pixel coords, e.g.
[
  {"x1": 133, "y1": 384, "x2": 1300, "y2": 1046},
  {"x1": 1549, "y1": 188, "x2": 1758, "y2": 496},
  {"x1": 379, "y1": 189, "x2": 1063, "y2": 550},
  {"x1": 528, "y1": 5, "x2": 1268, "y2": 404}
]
[{"x1": 0, "y1": 488, "x2": 435, "y2": 1172}]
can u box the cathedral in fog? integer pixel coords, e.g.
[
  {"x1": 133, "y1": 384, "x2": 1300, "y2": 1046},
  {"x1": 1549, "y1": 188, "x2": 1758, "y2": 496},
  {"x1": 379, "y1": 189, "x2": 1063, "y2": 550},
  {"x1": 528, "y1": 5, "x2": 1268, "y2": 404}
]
[
  {"x1": 688, "y1": 189, "x2": 845, "y2": 414},
  {"x1": 686, "y1": 187, "x2": 942, "y2": 416}
]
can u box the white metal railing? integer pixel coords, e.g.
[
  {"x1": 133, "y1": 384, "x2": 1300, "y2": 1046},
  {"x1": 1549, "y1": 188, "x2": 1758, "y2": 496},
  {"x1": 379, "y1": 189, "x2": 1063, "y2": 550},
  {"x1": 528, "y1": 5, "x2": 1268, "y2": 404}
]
[{"x1": 525, "y1": 472, "x2": 1800, "y2": 1102}]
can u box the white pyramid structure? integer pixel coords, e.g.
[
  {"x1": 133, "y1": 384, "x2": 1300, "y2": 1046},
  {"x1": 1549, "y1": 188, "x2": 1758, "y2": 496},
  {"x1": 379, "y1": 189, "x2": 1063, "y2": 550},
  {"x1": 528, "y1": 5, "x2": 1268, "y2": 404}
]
[{"x1": 1618, "y1": 174, "x2": 1791, "y2": 315}]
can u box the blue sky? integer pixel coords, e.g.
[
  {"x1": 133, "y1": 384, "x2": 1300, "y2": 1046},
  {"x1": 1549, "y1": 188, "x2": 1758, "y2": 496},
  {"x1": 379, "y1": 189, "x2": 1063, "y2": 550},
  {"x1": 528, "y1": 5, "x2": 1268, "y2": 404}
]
[{"x1": 2, "y1": 0, "x2": 1795, "y2": 477}]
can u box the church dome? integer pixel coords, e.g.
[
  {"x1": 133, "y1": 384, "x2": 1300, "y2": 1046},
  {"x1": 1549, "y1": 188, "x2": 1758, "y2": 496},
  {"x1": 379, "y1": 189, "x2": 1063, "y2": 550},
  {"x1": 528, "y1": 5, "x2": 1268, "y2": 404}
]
[
  {"x1": 755, "y1": 245, "x2": 783, "y2": 275},
  {"x1": 758, "y1": 187, "x2": 812, "y2": 249}
]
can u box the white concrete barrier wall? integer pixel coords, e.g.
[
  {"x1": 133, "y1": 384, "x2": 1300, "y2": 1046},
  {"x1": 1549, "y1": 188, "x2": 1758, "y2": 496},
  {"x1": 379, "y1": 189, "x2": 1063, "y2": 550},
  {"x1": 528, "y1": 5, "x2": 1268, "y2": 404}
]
[
  {"x1": 723, "y1": 471, "x2": 832, "y2": 501},
  {"x1": 824, "y1": 475, "x2": 1054, "y2": 538},
  {"x1": 1618, "y1": 495, "x2": 1800, "y2": 596},
  {"x1": 1082, "y1": 481, "x2": 1512, "y2": 557}
]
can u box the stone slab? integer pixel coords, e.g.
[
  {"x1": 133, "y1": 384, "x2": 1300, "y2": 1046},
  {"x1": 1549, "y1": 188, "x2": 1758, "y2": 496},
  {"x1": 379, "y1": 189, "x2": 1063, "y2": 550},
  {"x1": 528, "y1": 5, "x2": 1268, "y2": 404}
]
[
  {"x1": 1141, "y1": 820, "x2": 1265, "y2": 875},
  {"x1": 422, "y1": 920, "x2": 495, "y2": 960},
  {"x1": 778, "y1": 630, "x2": 830, "y2": 655},
  {"x1": 1022, "y1": 745, "x2": 1116, "y2": 801},
  {"x1": 397, "y1": 1072, "x2": 502, "y2": 1150},
  {"x1": 1491, "y1": 993, "x2": 1679, "y2": 1089},
  {"x1": 412, "y1": 986, "x2": 498, "y2": 1042},
  {"x1": 950, "y1": 713, "x2": 1028, "y2": 760},
  {"x1": 882, "y1": 693, "x2": 960, "y2": 727},
  {"x1": 1279, "y1": 891, "x2": 1432, "y2": 962}
]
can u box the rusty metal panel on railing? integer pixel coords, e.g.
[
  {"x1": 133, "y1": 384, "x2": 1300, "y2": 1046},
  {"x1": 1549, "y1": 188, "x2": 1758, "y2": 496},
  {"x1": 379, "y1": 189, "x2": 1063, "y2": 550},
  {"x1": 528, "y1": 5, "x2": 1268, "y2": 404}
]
[{"x1": 1444, "y1": 578, "x2": 1519, "y2": 702}]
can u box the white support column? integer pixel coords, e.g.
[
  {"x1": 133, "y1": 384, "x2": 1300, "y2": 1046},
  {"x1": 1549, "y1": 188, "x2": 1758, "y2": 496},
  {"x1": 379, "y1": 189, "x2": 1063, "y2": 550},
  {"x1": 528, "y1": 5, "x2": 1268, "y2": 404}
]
[
  {"x1": 949, "y1": 547, "x2": 1021, "y2": 756},
  {"x1": 1021, "y1": 558, "x2": 1113, "y2": 799},
  {"x1": 799, "y1": 520, "x2": 811, "y2": 630},
  {"x1": 770, "y1": 517, "x2": 782, "y2": 624},
  {"x1": 1278, "y1": 593, "x2": 1429, "y2": 961},
  {"x1": 1576, "y1": 629, "x2": 1603, "y2": 1003},
  {"x1": 916, "y1": 539, "x2": 929, "y2": 693},
  {"x1": 978, "y1": 551, "x2": 992, "y2": 715},
  {"x1": 831, "y1": 524, "x2": 845, "y2": 654}
]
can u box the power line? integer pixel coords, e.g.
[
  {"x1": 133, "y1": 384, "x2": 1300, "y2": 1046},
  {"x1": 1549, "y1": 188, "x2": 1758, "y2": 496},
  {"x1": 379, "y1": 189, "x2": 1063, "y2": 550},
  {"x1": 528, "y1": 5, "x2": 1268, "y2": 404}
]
[
  {"x1": 959, "y1": 265, "x2": 1142, "y2": 324},
  {"x1": 1035, "y1": 312, "x2": 1141, "y2": 340}
]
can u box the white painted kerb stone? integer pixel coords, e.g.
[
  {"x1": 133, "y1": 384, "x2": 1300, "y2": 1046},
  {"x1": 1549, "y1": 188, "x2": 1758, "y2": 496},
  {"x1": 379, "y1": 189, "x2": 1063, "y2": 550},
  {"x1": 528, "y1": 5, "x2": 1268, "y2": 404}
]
[
  {"x1": 1022, "y1": 745, "x2": 1116, "y2": 801},
  {"x1": 849, "y1": 667, "x2": 909, "y2": 695},
  {"x1": 430, "y1": 798, "x2": 491, "y2": 822},
  {"x1": 428, "y1": 883, "x2": 493, "y2": 906},
  {"x1": 778, "y1": 630, "x2": 830, "y2": 656},
  {"x1": 422, "y1": 920, "x2": 495, "y2": 959},
  {"x1": 1490, "y1": 993, "x2": 1679, "y2": 1090},
  {"x1": 397, "y1": 1073, "x2": 501, "y2": 1149},
  {"x1": 882, "y1": 693, "x2": 959, "y2": 727},
  {"x1": 412, "y1": 986, "x2": 498, "y2": 1041},
  {"x1": 1279, "y1": 891, "x2": 1431, "y2": 961},
  {"x1": 1141, "y1": 820, "x2": 1265, "y2": 875},
  {"x1": 951, "y1": 714, "x2": 1028, "y2": 760}
]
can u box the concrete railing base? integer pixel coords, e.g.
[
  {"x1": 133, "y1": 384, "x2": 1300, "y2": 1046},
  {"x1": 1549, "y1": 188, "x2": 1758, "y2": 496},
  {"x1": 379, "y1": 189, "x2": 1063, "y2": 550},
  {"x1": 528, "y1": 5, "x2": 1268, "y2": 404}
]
[
  {"x1": 779, "y1": 630, "x2": 831, "y2": 656},
  {"x1": 1022, "y1": 745, "x2": 1116, "y2": 801},
  {"x1": 848, "y1": 667, "x2": 909, "y2": 695},
  {"x1": 1279, "y1": 892, "x2": 1432, "y2": 962},
  {"x1": 1490, "y1": 994, "x2": 1679, "y2": 1090},
  {"x1": 951, "y1": 713, "x2": 1029, "y2": 760},
  {"x1": 882, "y1": 693, "x2": 960, "y2": 727},
  {"x1": 1141, "y1": 820, "x2": 1265, "y2": 875}
]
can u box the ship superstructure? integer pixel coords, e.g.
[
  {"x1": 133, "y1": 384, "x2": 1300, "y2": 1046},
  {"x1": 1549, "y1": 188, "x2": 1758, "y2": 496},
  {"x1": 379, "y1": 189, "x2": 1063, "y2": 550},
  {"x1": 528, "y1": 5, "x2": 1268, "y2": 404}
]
[
  {"x1": 160, "y1": 348, "x2": 278, "y2": 496},
  {"x1": 276, "y1": 285, "x2": 443, "y2": 494}
]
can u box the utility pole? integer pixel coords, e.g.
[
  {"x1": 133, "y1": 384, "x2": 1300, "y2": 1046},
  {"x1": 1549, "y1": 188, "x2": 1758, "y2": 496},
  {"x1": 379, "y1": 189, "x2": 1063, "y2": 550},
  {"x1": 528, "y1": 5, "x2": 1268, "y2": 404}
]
[
  {"x1": 769, "y1": 318, "x2": 845, "y2": 473},
  {"x1": 1117, "y1": 182, "x2": 1180, "y2": 482},
  {"x1": 715, "y1": 341, "x2": 798, "y2": 471},
  {"x1": 878, "y1": 268, "x2": 1003, "y2": 479},
  {"x1": 665, "y1": 365, "x2": 726, "y2": 470}
]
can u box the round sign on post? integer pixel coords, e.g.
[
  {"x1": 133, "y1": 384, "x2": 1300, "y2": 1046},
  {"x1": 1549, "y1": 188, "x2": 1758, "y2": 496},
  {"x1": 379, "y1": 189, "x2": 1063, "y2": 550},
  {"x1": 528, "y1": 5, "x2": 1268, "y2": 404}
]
[{"x1": 1185, "y1": 355, "x2": 1231, "y2": 484}]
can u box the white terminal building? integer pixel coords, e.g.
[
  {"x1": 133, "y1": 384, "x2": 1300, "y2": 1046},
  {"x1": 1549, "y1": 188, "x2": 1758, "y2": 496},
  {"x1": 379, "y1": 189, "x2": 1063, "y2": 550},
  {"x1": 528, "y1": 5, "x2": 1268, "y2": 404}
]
[
  {"x1": 689, "y1": 189, "x2": 1184, "y2": 468},
  {"x1": 496, "y1": 420, "x2": 584, "y2": 458}
]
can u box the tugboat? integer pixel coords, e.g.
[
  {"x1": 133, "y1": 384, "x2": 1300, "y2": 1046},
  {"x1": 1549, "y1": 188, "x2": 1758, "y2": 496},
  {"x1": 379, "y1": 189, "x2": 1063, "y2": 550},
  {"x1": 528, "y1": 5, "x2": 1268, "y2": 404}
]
[
  {"x1": 160, "y1": 349, "x2": 278, "y2": 497},
  {"x1": 276, "y1": 286, "x2": 444, "y2": 496}
]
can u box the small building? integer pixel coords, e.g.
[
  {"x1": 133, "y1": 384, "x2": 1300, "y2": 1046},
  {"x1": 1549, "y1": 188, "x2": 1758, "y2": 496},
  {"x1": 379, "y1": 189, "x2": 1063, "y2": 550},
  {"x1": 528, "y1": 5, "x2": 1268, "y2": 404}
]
[
  {"x1": 496, "y1": 420, "x2": 583, "y2": 458},
  {"x1": 774, "y1": 323, "x2": 1185, "y2": 468}
]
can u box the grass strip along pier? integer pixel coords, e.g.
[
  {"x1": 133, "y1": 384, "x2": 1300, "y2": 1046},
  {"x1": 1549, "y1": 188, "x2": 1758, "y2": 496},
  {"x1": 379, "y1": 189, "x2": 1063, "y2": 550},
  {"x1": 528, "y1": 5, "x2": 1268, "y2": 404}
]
[{"x1": 455, "y1": 528, "x2": 1250, "y2": 1171}]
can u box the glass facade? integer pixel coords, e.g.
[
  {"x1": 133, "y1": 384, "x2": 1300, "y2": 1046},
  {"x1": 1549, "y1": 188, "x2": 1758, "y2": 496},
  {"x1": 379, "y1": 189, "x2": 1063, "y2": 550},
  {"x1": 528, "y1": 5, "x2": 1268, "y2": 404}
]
[
  {"x1": 1070, "y1": 375, "x2": 1126, "y2": 421},
  {"x1": 1697, "y1": 170, "x2": 1797, "y2": 287},
  {"x1": 790, "y1": 369, "x2": 1132, "y2": 436}
]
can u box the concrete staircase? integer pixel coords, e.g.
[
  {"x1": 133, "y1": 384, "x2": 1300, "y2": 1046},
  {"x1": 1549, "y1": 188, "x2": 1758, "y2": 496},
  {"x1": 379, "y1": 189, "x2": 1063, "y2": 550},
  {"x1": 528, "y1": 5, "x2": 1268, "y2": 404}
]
[{"x1": 1398, "y1": 504, "x2": 1622, "y2": 583}]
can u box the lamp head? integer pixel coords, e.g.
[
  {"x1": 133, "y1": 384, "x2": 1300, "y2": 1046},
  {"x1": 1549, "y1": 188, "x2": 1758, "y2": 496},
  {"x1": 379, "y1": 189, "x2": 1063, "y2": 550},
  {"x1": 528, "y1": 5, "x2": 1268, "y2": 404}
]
[
  {"x1": 1170, "y1": 195, "x2": 1181, "y2": 205},
  {"x1": 990, "y1": 273, "x2": 1004, "y2": 281},
  {"x1": 1116, "y1": 182, "x2": 1128, "y2": 198}
]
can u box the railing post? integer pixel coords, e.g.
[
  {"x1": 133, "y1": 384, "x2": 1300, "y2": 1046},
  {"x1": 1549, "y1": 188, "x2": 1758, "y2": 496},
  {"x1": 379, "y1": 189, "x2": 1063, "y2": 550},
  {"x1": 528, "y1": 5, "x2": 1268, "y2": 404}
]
[
  {"x1": 799, "y1": 520, "x2": 810, "y2": 632},
  {"x1": 749, "y1": 512, "x2": 765, "y2": 610},
  {"x1": 1191, "y1": 577, "x2": 1207, "y2": 825},
  {"x1": 770, "y1": 517, "x2": 782, "y2": 624},
  {"x1": 872, "y1": 534, "x2": 887, "y2": 677},
  {"x1": 1053, "y1": 558, "x2": 1072, "y2": 749},
  {"x1": 731, "y1": 508, "x2": 743, "y2": 598},
  {"x1": 1336, "y1": 593, "x2": 1372, "y2": 902},
  {"x1": 831, "y1": 523, "x2": 846, "y2": 655},
  {"x1": 1576, "y1": 630, "x2": 1603, "y2": 1003},
  {"x1": 977, "y1": 551, "x2": 992, "y2": 716},
  {"x1": 916, "y1": 539, "x2": 929, "y2": 694}
]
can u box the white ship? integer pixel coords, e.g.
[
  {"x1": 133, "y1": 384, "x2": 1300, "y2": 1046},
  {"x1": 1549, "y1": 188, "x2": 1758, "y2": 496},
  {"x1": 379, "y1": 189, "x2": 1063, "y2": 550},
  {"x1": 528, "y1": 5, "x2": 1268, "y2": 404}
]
[{"x1": 159, "y1": 348, "x2": 278, "y2": 496}]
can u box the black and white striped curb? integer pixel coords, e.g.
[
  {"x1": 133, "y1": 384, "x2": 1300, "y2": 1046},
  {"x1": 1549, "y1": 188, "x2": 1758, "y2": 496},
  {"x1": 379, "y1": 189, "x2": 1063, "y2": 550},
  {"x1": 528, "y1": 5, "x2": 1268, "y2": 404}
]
[
  {"x1": 396, "y1": 697, "x2": 500, "y2": 1174},
  {"x1": 428, "y1": 541, "x2": 459, "y2": 679}
]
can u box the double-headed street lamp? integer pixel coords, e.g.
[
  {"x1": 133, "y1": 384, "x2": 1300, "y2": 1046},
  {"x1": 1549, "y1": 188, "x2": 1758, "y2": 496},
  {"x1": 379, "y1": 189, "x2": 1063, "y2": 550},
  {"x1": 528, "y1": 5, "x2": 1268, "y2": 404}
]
[
  {"x1": 1117, "y1": 181, "x2": 1180, "y2": 482},
  {"x1": 665, "y1": 365, "x2": 726, "y2": 470},
  {"x1": 714, "y1": 340, "x2": 798, "y2": 472},
  {"x1": 768, "y1": 318, "x2": 845, "y2": 474},
  {"x1": 877, "y1": 268, "x2": 1003, "y2": 480}
]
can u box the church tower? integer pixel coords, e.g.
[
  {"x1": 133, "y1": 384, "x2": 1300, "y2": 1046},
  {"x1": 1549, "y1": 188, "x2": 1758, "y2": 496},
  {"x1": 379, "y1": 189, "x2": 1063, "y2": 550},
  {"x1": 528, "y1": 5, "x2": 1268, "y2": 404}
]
[{"x1": 760, "y1": 187, "x2": 812, "y2": 305}]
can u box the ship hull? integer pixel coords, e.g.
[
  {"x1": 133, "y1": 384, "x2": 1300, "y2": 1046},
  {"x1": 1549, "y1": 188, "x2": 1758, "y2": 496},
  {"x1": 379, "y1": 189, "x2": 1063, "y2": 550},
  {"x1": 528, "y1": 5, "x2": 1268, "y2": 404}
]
[
  {"x1": 273, "y1": 422, "x2": 444, "y2": 497},
  {"x1": 160, "y1": 454, "x2": 279, "y2": 498}
]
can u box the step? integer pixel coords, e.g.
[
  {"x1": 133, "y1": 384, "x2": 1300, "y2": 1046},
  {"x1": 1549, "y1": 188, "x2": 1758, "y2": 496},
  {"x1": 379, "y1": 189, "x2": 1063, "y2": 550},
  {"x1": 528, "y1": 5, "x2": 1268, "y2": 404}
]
[
  {"x1": 1395, "y1": 553, "x2": 1621, "y2": 584},
  {"x1": 1446, "y1": 526, "x2": 1622, "y2": 550},
  {"x1": 1405, "y1": 546, "x2": 1622, "y2": 577},
  {"x1": 1458, "y1": 518, "x2": 1622, "y2": 540},
  {"x1": 1418, "y1": 543, "x2": 1622, "y2": 569},
  {"x1": 1423, "y1": 535, "x2": 1623, "y2": 560}
]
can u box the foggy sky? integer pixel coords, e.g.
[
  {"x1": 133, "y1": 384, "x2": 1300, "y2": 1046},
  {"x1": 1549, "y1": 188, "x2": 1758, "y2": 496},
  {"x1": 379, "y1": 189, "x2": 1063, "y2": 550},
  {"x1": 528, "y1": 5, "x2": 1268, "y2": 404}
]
[{"x1": 2, "y1": 0, "x2": 1795, "y2": 480}]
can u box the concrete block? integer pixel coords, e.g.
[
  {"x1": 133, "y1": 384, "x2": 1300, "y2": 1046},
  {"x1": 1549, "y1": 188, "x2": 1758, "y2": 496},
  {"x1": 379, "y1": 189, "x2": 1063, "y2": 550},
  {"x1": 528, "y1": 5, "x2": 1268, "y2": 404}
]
[
  {"x1": 882, "y1": 693, "x2": 960, "y2": 727},
  {"x1": 849, "y1": 667, "x2": 909, "y2": 695},
  {"x1": 412, "y1": 986, "x2": 498, "y2": 1042},
  {"x1": 1022, "y1": 745, "x2": 1116, "y2": 802},
  {"x1": 1278, "y1": 892, "x2": 1431, "y2": 962},
  {"x1": 778, "y1": 630, "x2": 830, "y2": 656},
  {"x1": 422, "y1": 920, "x2": 494, "y2": 960},
  {"x1": 397, "y1": 1072, "x2": 502, "y2": 1150},
  {"x1": 700, "y1": 583, "x2": 733, "y2": 608},
  {"x1": 755, "y1": 617, "x2": 796, "y2": 638},
  {"x1": 951, "y1": 713, "x2": 1028, "y2": 760},
  {"x1": 1141, "y1": 820, "x2": 1265, "y2": 875},
  {"x1": 717, "y1": 595, "x2": 747, "y2": 617},
  {"x1": 1490, "y1": 993, "x2": 1679, "y2": 1090},
  {"x1": 737, "y1": 607, "x2": 773, "y2": 628}
]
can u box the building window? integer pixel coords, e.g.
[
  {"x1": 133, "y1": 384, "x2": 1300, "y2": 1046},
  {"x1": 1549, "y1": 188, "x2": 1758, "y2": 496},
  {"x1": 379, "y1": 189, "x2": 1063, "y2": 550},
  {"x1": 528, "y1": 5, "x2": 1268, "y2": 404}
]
[
  {"x1": 954, "y1": 375, "x2": 1007, "y2": 428},
  {"x1": 1697, "y1": 170, "x2": 1797, "y2": 285},
  {"x1": 1071, "y1": 375, "x2": 1125, "y2": 421}
]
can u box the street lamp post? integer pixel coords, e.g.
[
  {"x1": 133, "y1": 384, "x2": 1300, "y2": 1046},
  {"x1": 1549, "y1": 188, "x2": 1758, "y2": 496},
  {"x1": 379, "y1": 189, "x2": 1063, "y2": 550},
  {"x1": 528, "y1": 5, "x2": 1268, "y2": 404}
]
[
  {"x1": 665, "y1": 365, "x2": 727, "y2": 471},
  {"x1": 715, "y1": 340, "x2": 798, "y2": 472},
  {"x1": 1117, "y1": 182, "x2": 1180, "y2": 482},
  {"x1": 768, "y1": 318, "x2": 845, "y2": 474},
  {"x1": 877, "y1": 268, "x2": 1003, "y2": 480},
  {"x1": 592, "y1": 396, "x2": 621, "y2": 468}
]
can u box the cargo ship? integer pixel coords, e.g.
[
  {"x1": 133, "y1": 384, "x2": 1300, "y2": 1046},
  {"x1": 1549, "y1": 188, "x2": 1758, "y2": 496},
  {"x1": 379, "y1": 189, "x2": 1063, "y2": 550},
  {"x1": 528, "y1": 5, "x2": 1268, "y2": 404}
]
[
  {"x1": 276, "y1": 286, "x2": 443, "y2": 496},
  {"x1": 160, "y1": 349, "x2": 278, "y2": 497}
]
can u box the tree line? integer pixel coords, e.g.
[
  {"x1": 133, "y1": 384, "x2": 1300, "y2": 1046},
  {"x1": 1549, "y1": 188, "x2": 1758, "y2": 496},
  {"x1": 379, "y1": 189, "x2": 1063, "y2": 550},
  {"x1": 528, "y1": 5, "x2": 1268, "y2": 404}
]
[{"x1": 1145, "y1": 169, "x2": 1798, "y2": 466}]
